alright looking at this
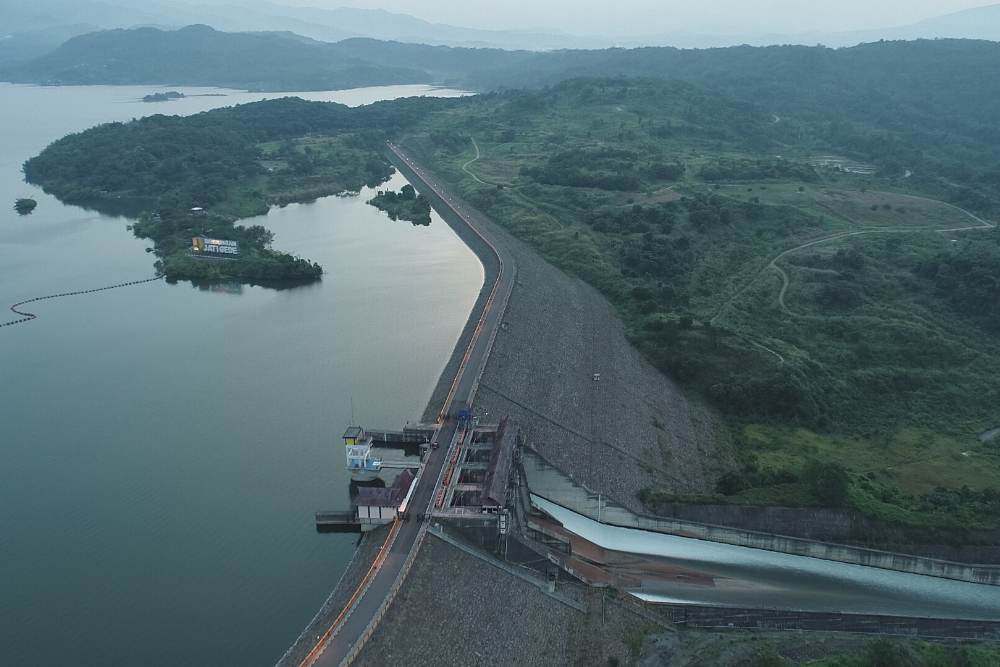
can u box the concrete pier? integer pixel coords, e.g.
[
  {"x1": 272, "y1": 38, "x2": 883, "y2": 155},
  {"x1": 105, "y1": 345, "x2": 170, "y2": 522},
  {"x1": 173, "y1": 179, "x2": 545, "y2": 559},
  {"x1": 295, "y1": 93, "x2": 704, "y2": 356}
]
[{"x1": 315, "y1": 511, "x2": 361, "y2": 533}]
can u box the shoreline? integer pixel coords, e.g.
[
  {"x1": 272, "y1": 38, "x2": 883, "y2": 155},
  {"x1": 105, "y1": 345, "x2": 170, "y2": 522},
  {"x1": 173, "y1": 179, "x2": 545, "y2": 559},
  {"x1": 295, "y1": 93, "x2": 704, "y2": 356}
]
[
  {"x1": 275, "y1": 147, "x2": 510, "y2": 667},
  {"x1": 274, "y1": 527, "x2": 389, "y2": 667},
  {"x1": 276, "y1": 145, "x2": 1000, "y2": 666},
  {"x1": 387, "y1": 152, "x2": 503, "y2": 424},
  {"x1": 275, "y1": 141, "x2": 724, "y2": 662}
]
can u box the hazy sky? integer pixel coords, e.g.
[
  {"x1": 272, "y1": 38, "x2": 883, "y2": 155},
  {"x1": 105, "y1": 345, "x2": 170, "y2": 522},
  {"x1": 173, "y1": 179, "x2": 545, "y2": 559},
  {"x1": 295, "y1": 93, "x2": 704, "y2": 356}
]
[{"x1": 299, "y1": 0, "x2": 995, "y2": 35}]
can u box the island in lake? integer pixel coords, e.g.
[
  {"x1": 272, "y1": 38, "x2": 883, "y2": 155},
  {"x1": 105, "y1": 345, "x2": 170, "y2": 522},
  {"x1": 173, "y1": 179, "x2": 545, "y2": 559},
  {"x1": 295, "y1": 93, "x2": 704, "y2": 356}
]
[
  {"x1": 369, "y1": 184, "x2": 431, "y2": 225},
  {"x1": 143, "y1": 91, "x2": 185, "y2": 103},
  {"x1": 142, "y1": 90, "x2": 185, "y2": 102},
  {"x1": 19, "y1": 97, "x2": 422, "y2": 286},
  {"x1": 14, "y1": 198, "x2": 37, "y2": 215},
  {"x1": 142, "y1": 91, "x2": 227, "y2": 103}
]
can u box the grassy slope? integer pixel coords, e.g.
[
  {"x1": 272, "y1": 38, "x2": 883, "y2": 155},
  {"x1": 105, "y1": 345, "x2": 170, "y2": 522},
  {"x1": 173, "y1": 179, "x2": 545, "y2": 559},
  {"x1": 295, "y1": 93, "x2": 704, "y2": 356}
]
[
  {"x1": 401, "y1": 83, "x2": 1000, "y2": 531},
  {"x1": 805, "y1": 640, "x2": 1000, "y2": 667},
  {"x1": 652, "y1": 632, "x2": 1000, "y2": 667}
]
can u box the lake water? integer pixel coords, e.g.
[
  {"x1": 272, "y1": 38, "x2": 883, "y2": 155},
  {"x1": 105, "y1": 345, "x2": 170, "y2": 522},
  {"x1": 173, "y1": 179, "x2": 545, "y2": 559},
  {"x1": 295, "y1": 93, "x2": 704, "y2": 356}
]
[{"x1": 0, "y1": 84, "x2": 482, "y2": 665}]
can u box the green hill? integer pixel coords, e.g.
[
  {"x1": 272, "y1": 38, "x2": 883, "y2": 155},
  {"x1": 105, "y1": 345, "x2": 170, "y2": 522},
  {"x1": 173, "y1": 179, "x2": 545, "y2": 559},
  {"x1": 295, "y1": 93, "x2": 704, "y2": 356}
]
[
  {"x1": 7, "y1": 24, "x2": 1000, "y2": 130},
  {"x1": 0, "y1": 24, "x2": 429, "y2": 91}
]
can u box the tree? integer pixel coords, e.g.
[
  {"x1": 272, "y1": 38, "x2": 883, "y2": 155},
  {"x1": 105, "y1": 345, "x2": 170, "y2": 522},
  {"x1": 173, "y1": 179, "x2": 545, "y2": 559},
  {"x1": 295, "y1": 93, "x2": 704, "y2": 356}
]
[
  {"x1": 863, "y1": 638, "x2": 918, "y2": 667},
  {"x1": 751, "y1": 645, "x2": 789, "y2": 667},
  {"x1": 716, "y1": 472, "x2": 745, "y2": 496},
  {"x1": 804, "y1": 461, "x2": 851, "y2": 507}
]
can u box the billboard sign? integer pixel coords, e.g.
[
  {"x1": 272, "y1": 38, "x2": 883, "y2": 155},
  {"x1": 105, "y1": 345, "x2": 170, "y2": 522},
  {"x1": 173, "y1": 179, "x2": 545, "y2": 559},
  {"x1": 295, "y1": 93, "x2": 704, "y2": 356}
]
[{"x1": 192, "y1": 236, "x2": 240, "y2": 257}]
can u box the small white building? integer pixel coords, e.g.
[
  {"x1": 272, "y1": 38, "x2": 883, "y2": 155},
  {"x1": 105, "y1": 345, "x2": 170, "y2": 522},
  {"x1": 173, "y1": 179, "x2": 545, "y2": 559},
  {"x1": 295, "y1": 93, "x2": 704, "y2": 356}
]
[{"x1": 354, "y1": 469, "x2": 415, "y2": 528}]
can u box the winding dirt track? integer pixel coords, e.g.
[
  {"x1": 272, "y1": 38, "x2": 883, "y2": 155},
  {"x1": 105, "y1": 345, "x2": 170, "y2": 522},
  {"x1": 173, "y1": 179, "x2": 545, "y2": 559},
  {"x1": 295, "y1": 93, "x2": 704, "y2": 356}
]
[
  {"x1": 709, "y1": 194, "x2": 996, "y2": 365},
  {"x1": 459, "y1": 145, "x2": 994, "y2": 366},
  {"x1": 769, "y1": 199, "x2": 996, "y2": 317},
  {"x1": 461, "y1": 136, "x2": 492, "y2": 186}
]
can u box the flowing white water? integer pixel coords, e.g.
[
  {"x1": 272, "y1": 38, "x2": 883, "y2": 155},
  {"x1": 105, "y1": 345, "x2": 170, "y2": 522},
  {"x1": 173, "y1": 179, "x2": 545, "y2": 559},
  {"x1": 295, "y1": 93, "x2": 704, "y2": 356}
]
[{"x1": 533, "y1": 495, "x2": 1000, "y2": 621}]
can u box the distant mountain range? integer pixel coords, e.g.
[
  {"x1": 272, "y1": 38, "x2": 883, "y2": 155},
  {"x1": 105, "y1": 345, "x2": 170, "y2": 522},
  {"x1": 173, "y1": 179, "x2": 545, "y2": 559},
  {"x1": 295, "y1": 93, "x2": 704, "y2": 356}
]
[
  {"x1": 0, "y1": 0, "x2": 604, "y2": 51},
  {"x1": 5, "y1": 23, "x2": 1000, "y2": 116},
  {"x1": 2, "y1": 0, "x2": 1000, "y2": 57},
  {"x1": 0, "y1": 25, "x2": 438, "y2": 90},
  {"x1": 711, "y1": 3, "x2": 1000, "y2": 49},
  {"x1": 0, "y1": 23, "x2": 99, "y2": 67}
]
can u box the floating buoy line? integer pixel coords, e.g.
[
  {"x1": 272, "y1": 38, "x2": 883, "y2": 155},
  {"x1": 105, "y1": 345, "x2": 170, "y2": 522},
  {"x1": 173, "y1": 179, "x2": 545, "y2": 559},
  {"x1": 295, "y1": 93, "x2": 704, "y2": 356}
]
[{"x1": 2, "y1": 275, "x2": 165, "y2": 328}]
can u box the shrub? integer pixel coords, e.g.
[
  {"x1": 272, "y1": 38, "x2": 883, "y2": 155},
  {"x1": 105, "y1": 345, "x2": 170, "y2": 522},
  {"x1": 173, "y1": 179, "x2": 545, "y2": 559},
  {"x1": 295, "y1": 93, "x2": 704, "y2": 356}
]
[{"x1": 803, "y1": 461, "x2": 851, "y2": 507}]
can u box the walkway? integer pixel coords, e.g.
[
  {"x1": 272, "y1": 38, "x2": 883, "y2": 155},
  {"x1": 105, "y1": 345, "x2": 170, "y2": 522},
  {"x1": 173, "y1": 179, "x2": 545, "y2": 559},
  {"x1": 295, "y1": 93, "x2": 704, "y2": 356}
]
[{"x1": 297, "y1": 143, "x2": 518, "y2": 667}]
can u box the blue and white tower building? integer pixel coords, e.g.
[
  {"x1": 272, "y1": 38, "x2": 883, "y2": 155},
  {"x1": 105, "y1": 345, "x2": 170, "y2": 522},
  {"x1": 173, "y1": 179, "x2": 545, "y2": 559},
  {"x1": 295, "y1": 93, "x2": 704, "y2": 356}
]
[{"x1": 343, "y1": 426, "x2": 382, "y2": 481}]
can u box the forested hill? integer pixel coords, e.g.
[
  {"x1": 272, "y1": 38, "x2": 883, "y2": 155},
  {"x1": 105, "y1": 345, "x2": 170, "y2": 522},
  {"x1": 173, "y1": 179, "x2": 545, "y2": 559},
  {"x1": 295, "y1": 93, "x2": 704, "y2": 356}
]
[
  {"x1": 0, "y1": 24, "x2": 431, "y2": 91},
  {"x1": 23, "y1": 94, "x2": 454, "y2": 208},
  {"x1": 489, "y1": 40, "x2": 1000, "y2": 194},
  {"x1": 6, "y1": 24, "x2": 1000, "y2": 122},
  {"x1": 0, "y1": 24, "x2": 537, "y2": 90},
  {"x1": 21, "y1": 94, "x2": 456, "y2": 285},
  {"x1": 533, "y1": 39, "x2": 1000, "y2": 124}
]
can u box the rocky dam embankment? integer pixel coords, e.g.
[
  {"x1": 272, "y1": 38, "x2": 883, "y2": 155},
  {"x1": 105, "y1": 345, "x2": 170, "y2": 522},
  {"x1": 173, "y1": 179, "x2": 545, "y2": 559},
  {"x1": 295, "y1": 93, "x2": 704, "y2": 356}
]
[{"x1": 399, "y1": 146, "x2": 727, "y2": 512}]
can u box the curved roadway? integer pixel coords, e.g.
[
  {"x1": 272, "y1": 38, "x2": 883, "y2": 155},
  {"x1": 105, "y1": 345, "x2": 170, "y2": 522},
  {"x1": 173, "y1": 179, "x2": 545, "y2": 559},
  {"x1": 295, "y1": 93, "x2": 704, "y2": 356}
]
[{"x1": 300, "y1": 144, "x2": 516, "y2": 667}]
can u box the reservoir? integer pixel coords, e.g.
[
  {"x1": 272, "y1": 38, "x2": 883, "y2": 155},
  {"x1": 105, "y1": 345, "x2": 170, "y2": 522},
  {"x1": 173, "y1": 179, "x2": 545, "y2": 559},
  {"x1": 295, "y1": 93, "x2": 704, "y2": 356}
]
[{"x1": 0, "y1": 83, "x2": 482, "y2": 666}]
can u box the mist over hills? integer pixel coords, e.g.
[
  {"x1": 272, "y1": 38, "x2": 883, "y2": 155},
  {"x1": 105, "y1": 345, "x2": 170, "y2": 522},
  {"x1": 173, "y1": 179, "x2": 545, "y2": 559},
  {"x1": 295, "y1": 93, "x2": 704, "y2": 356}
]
[
  {"x1": 3, "y1": 0, "x2": 1000, "y2": 56},
  {"x1": 913, "y1": 1, "x2": 1000, "y2": 39},
  {"x1": 3, "y1": 0, "x2": 1000, "y2": 100},
  {"x1": 772, "y1": 3, "x2": 1000, "y2": 48},
  {"x1": 0, "y1": 0, "x2": 603, "y2": 51},
  {"x1": 0, "y1": 24, "x2": 99, "y2": 67},
  {"x1": 0, "y1": 25, "x2": 433, "y2": 90},
  {"x1": 600, "y1": 4, "x2": 1000, "y2": 49},
  {"x1": 5, "y1": 22, "x2": 1000, "y2": 166}
]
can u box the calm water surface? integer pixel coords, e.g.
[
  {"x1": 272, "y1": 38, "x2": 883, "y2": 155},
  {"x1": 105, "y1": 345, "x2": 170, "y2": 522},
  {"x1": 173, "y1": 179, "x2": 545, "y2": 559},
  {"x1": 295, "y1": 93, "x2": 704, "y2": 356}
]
[{"x1": 0, "y1": 84, "x2": 482, "y2": 666}]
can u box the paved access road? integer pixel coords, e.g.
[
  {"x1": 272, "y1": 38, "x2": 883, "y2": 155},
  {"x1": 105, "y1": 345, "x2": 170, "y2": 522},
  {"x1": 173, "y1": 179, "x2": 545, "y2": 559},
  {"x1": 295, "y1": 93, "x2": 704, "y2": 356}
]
[{"x1": 304, "y1": 144, "x2": 516, "y2": 667}]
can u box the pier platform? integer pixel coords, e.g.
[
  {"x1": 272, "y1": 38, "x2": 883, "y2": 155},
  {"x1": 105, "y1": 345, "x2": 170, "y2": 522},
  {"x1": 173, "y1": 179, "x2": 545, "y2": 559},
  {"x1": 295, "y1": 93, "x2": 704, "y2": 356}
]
[
  {"x1": 315, "y1": 511, "x2": 361, "y2": 533},
  {"x1": 366, "y1": 425, "x2": 435, "y2": 447}
]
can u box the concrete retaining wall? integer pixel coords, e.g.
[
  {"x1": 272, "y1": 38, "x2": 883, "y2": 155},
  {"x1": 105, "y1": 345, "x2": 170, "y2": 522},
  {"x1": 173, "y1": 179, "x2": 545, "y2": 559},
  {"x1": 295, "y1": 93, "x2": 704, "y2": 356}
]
[
  {"x1": 523, "y1": 450, "x2": 1000, "y2": 587},
  {"x1": 645, "y1": 502, "x2": 1000, "y2": 563},
  {"x1": 621, "y1": 513, "x2": 1000, "y2": 586},
  {"x1": 647, "y1": 603, "x2": 1000, "y2": 640}
]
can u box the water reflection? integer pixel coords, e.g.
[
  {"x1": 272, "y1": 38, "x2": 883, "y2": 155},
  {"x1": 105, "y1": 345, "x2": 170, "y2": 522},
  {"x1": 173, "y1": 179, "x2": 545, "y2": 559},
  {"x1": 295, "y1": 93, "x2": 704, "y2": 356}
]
[
  {"x1": 0, "y1": 83, "x2": 481, "y2": 667},
  {"x1": 196, "y1": 281, "x2": 244, "y2": 295}
]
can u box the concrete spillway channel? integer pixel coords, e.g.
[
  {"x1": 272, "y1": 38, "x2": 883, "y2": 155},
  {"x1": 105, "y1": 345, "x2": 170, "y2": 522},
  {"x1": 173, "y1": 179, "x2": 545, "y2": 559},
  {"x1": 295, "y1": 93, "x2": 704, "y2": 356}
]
[{"x1": 533, "y1": 495, "x2": 1000, "y2": 622}]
